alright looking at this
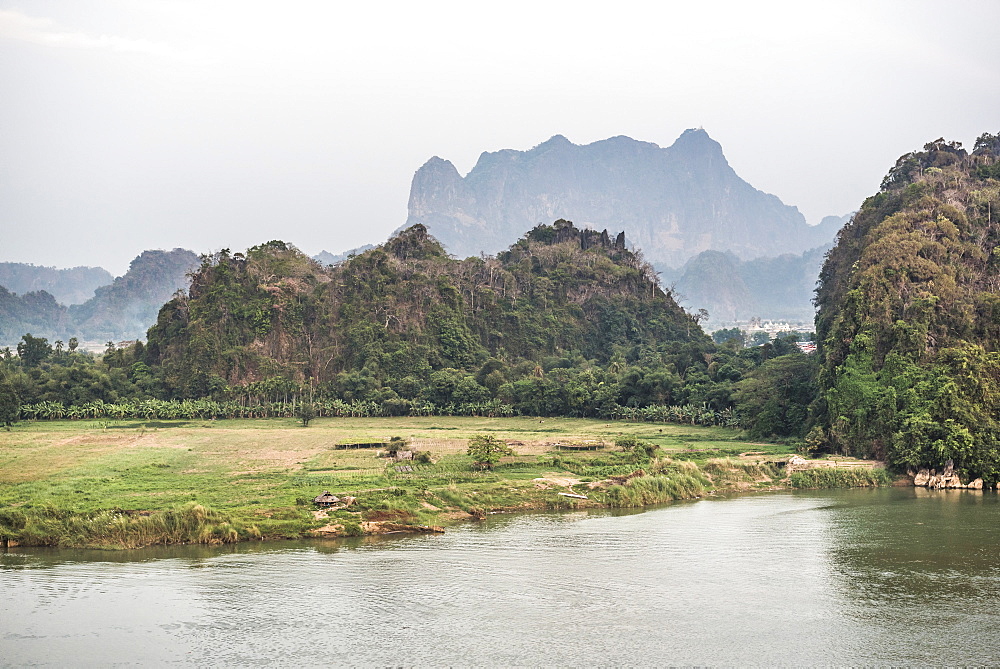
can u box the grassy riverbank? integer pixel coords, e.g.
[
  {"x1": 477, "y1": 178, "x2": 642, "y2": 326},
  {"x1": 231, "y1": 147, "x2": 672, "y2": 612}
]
[{"x1": 0, "y1": 417, "x2": 890, "y2": 548}]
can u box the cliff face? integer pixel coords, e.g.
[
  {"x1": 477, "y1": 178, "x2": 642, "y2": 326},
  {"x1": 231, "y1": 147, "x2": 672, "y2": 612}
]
[{"x1": 405, "y1": 129, "x2": 833, "y2": 267}]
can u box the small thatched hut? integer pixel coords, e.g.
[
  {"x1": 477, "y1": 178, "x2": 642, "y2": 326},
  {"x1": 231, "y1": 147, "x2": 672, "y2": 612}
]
[{"x1": 313, "y1": 491, "x2": 340, "y2": 508}]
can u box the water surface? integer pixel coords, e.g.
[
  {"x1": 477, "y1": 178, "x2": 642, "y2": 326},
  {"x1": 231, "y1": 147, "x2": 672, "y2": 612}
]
[{"x1": 3, "y1": 488, "x2": 999, "y2": 665}]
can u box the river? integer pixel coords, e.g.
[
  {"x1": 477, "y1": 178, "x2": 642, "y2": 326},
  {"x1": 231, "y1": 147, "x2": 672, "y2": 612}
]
[{"x1": 3, "y1": 487, "x2": 1000, "y2": 666}]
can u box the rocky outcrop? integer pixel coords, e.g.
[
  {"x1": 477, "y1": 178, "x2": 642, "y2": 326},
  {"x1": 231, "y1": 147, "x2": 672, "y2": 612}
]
[
  {"x1": 405, "y1": 130, "x2": 837, "y2": 267},
  {"x1": 911, "y1": 460, "x2": 987, "y2": 489}
]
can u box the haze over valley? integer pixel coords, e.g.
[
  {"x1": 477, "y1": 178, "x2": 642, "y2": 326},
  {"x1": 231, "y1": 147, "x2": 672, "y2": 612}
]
[{"x1": 4, "y1": 6, "x2": 1000, "y2": 665}]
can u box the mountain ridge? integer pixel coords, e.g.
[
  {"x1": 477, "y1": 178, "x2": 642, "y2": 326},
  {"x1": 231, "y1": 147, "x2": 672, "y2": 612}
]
[
  {"x1": 405, "y1": 129, "x2": 836, "y2": 266},
  {"x1": 0, "y1": 248, "x2": 198, "y2": 346},
  {"x1": 0, "y1": 263, "x2": 113, "y2": 305}
]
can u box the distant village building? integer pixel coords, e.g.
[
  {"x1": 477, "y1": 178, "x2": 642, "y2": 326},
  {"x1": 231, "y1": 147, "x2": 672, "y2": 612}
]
[
  {"x1": 738, "y1": 318, "x2": 814, "y2": 342},
  {"x1": 795, "y1": 341, "x2": 817, "y2": 354}
]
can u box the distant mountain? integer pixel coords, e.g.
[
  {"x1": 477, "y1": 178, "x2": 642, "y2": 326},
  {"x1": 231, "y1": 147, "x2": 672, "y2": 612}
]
[
  {"x1": 69, "y1": 249, "x2": 199, "y2": 342},
  {"x1": 313, "y1": 245, "x2": 375, "y2": 266},
  {"x1": 814, "y1": 213, "x2": 853, "y2": 239},
  {"x1": 0, "y1": 263, "x2": 113, "y2": 305},
  {"x1": 0, "y1": 248, "x2": 200, "y2": 347},
  {"x1": 405, "y1": 129, "x2": 838, "y2": 266},
  {"x1": 670, "y1": 244, "x2": 834, "y2": 325},
  {"x1": 0, "y1": 288, "x2": 72, "y2": 345}
]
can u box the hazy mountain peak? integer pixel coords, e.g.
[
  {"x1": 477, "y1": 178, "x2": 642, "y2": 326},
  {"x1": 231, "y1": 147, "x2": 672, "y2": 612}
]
[
  {"x1": 404, "y1": 129, "x2": 831, "y2": 266},
  {"x1": 0, "y1": 262, "x2": 113, "y2": 305},
  {"x1": 668, "y1": 127, "x2": 726, "y2": 160},
  {"x1": 419, "y1": 155, "x2": 460, "y2": 175},
  {"x1": 537, "y1": 134, "x2": 572, "y2": 148}
]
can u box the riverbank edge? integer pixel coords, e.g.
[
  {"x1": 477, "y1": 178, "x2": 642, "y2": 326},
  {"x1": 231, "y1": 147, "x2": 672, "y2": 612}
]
[{"x1": 1, "y1": 456, "x2": 898, "y2": 550}]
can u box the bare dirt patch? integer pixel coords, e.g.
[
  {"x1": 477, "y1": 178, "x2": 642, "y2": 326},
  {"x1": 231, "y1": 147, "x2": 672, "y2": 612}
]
[{"x1": 532, "y1": 473, "x2": 582, "y2": 490}]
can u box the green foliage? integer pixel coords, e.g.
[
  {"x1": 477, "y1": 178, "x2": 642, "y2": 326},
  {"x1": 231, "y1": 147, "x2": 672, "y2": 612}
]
[
  {"x1": 787, "y1": 468, "x2": 892, "y2": 489},
  {"x1": 615, "y1": 434, "x2": 643, "y2": 451},
  {"x1": 8, "y1": 503, "x2": 254, "y2": 549},
  {"x1": 815, "y1": 133, "x2": 1000, "y2": 481},
  {"x1": 712, "y1": 327, "x2": 744, "y2": 346},
  {"x1": 466, "y1": 434, "x2": 515, "y2": 470},
  {"x1": 296, "y1": 402, "x2": 317, "y2": 427},
  {"x1": 17, "y1": 334, "x2": 52, "y2": 367},
  {"x1": 604, "y1": 469, "x2": 710, "y2": 507},
  {"x1": 733, "y1": 353, "x2": 817, "y2": 439},
  {"x1": 0, "y1": 377, "x2": 20, "y2": 429}
]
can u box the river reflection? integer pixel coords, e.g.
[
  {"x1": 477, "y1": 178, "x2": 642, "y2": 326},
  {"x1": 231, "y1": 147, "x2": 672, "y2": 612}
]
[{"x1": 2, "y1": 489, "x2": 999, "y2": 665}]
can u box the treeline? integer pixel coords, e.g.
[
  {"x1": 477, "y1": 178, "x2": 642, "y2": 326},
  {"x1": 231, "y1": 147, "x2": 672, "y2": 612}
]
[
  {"x1": 1, "y1": 332, "x2": 788, "y2": 428},
  {"x1": 13, "y1": 397, "x2": 739, "y2": 428},
  {"x1": 0, "y1": 220, "x2": 819, "y2": 433}
]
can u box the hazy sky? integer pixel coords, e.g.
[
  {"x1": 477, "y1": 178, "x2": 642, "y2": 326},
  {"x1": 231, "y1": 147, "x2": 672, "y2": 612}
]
[{"x1": 2, "y1": 1, "x2": 998, "y2": 275}]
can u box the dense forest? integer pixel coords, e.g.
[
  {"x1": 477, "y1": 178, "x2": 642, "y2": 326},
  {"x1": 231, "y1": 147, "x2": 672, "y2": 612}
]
[
  {"x1": 0, "y1": 221, "x2": 812, "y2": 426},
  {"x1": 813, "y1": 133, "x2": 1000, "y2": 481}
]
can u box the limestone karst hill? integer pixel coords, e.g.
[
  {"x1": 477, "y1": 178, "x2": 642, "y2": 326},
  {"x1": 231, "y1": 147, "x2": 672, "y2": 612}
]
[
  {"x1": 813, "y1": 133, "x2": 1000, "y2": 482},
  {"x1": 144, "y1": 221, "x2": 707, "y2": 397}
]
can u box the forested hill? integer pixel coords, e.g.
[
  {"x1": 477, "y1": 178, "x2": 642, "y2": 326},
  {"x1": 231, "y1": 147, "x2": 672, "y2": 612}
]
[
  {"x1": 68, "y1": 249, "x2": 199, "y2": 342},
  {"x1": 145, "y1": 221, "x2": 710, "y2": 406},
  {"x1": 813, "y1": 134, "x2": 1000, "y2": 481}
]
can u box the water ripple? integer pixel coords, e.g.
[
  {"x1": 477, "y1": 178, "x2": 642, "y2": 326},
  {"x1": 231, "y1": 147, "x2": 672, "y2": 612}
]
[{"x1": 4, "y1": 489, "x2": 1000, "y2": 665}]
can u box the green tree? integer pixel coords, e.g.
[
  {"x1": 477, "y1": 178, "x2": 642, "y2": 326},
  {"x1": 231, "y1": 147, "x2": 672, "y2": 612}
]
[
  {"x1": 733, "y1": 353, "x2": 818, "y2": 439},
  {"x1": 615, "y1": 435, "x2": 642, "y2": 452},
  {"x1": 712, "y1": 327, "x2": 744, "y2": 347},
  {"x1": 296, "y1": 402, "x2": 317, "y2": 427},
  {"x1": 0, "y1": 378, "x2": 20, "y2": 429},
  {"x1": 467, "y1": 434, "x2": 515, "y2": 470},
  {"x1": 16, "y1": 334, "x2": 51, "y2": 367}
]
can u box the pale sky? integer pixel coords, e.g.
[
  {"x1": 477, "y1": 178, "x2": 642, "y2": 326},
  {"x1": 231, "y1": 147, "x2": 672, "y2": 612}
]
[{"x1": 1, "y1": 0, "x2": 998, "y2": 275}]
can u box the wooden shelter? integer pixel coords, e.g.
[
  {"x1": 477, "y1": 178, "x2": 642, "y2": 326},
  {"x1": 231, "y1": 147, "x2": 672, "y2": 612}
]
[{"x1": 313, "y1": 491, "x2": 340, "y2": 507}]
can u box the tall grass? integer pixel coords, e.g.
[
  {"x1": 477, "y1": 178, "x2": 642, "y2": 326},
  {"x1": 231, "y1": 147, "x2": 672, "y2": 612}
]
[
  {"x1": 788, "y1": 468, "x2": 892, "y2": 489},
  {"x1": 604, "y1": 473, "x2": 709, "y2": 507},
  {"x1": 702, "y1": 458, "x2": 783, "y2": 486},
  {"x1": 8, "y1": 503, "x2": 258, "y2": 549}
]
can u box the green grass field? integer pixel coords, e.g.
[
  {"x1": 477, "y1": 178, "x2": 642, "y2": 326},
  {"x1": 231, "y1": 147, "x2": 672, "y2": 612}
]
[{"x1": 0, "y1": 416, "x2": 884, "y2": 548}]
